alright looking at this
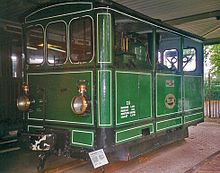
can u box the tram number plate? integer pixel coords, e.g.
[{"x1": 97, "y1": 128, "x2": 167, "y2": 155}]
[{"x1": 89, "y1": 149, "x2": 109, "y2": 168}]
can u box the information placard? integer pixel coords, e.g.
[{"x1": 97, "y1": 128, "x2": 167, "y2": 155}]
[{"x1": 89, "y1": 149, "x2": 109, "y2": 168}]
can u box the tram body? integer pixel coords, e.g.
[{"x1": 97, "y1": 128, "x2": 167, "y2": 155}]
[{"x1": 17, "y1": 1, "x2": 204, "y2": 161}]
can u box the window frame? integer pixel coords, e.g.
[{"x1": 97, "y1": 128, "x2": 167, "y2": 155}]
[
  {"x1": 45, "y1": 20, "x2": 68, "y2": 66},
  {"x1": 26, "y1": 24, "x2": 45, "y2": 65},
  {"x1": 69, "y1": 15, "x2": 95, "y2": 64},
  {"x1": 183, "y1": 47, "x2": 197, "y2": 72},
  {"x1": 162, "y1": 48, "x2": 179, "y2": 71}
]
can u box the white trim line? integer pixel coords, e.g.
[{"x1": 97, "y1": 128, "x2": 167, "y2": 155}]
[
  {"x1": 183, "y1": 75, "x2": 203, "y2": 78},
  {"x1": 156, "y1": 111, "x2": 182, "y2": 117},
  {"x1": 44, "y1": 119, "x2": 92, "y2": 125},
  {"x1": 25, "y1": 2, "x2": 93, "y2": 23},
  {"x1": 117, "y1": 135, "x2": 142, "y2": 143},
  {"x1": 117, "y1": 123, "x2": 154, "y2": 134},
  {"x1": 27, "y1": 125, "x2": 44, "y2": 132},
  {"x1": 28, "y1": 117, "x2": 44, "y2": 121},
  {"x1": 27, "y1": 71, "x2": 93, "y2": 75},
  {"x1": 116, "y1": 71, "x2": 152, "y2": 76},
  {"x1": 184, "y1": 107, "x2": 203, "y2": 112}
]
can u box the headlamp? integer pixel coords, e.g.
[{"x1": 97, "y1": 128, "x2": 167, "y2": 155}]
[
  {"x1": 71, "y1": 96, "x2": 89, "y2": 115},
  {"x1": 17, "y1": 95, "x2": 31, "y2": 111}
]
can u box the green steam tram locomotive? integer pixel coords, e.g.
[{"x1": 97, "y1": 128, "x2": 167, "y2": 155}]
[{"x1": 17, "y1": 0, "x2": 204, "y2": 168}]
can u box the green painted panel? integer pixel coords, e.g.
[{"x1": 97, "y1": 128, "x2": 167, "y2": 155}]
[
  {"x1": 116, "y1": 72, "x2": 152, "y2": 126},
  {"x1": 97, "y1": 70, "x2": 112, "y2": 127},
  {"x1": 97, "y1": 13, "x2": 112, "y2": 63},
  {"x1": 184, "y1": 76, "x2": 203, "y2": 111},
  {"x1": 184, "y1": 112, "x2": 203, "y2": 124},
  {"x1": 116, "y1": 123, "x2": 154, "y2": 144},
  {"x1": 156, "y1": 117, "x2": 182, "y2": 131},
  {"x1": 139, "y1": 74, "x2": 152, "y2": 119},
  {"x1": 156, "y1": 74, "x2": 182, "y2": 117},
  {"x1": 28, "y1": 71, "x2": 94, "y2": 125},
  {"x1": 72, "y1": 129, "x2": 94, "y2": 147}
]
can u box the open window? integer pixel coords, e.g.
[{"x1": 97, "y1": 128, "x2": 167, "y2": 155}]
[
  {"x1": 70, "y1": 17, "x2": 93, "y2": 64},
  {"x1": 46, "y1": 22, "x2": 67, "y2": 65},
  {"x1": 26, "y1": 26, "x2": 44, "y2": 65}
]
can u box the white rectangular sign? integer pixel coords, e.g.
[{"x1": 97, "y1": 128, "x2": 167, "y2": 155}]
[{"x1": 89, "y1": 149, "x2": 109, "y2": 169}]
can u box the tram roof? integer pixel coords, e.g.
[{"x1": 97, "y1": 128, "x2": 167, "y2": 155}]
[{"x1": 0, "y1": 0, "x2": 220, "y2": 44}]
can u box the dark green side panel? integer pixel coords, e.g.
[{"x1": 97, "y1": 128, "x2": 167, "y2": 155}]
[
  {"x1": 184, "y1": 76, "x2": 203, "y2": 111},
  {"x1": 28, "y1": 71, "x2": 94, "y2": 125},
  {"x1": 184, "y1": 112, "x2": 203, "y2": 124},
  {"x1": 156, "y1": 74, "x2": 182, "y2": 117},
  {"x1": 116, "y1": 71, "x2": 152, "y2": 126},
  {"x1": 116, "y1": 123, "x2": 154, "y2": 144},
  {"x1": 97, "y1": 13, "x2": 112, "y2": 63},
  {"x1": 156, "y1": 117, "x2": 182, "y2": 132},
  {"x1": 97, "y1": 70, "x2": 112, "y2": 127}
]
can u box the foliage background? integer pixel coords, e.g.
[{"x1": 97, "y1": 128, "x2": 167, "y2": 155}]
[{"x1": 204, "y1": 44, "x2": 220, "y2": 100}]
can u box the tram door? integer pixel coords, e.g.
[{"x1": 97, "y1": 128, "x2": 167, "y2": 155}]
[
  {"x1": 182, "y1": 38, "x2": 203, "y2": 124},
  {"x1": 155, "y1": 30, "x2": 183, "y2": 132}
]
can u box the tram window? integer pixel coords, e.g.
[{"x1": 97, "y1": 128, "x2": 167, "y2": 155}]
[
  {"x1": 26, "y1": 26, "x2": 44, "y2": 64},
  {"x1": 70, "y1": 17, "x2": 93, "y2": 63},
  {"x1": 114, "y1": 13, "x2": 153, "y2": 69},
  {"x1": 156, "y1": 29, "x2": 181, "y2": 72},
  {"x1": 163, "y1": 49, "x2": 178, "y2": 70},
  {"x1": 183, "y1": 48, "x2": 196, "y2": 72},
  {"x1": 47, "y1": 22, "x2": 67, "y2": 65}
]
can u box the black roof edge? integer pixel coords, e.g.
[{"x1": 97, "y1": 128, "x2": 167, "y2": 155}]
[
  {"x1": 204, "y1": 37, "x2": 220, "y2": 45},
  {"x1": 107, "y1": 1, "x2": 204, "y2": 41},
  {"x1": 21, "y1": 0, "x2": 204, "y2": 42}
]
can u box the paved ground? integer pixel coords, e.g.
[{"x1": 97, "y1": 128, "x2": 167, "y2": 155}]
[
  {"x1": 0, "y1": 121, "x2": 220, "y2": 173},
  {"x1": 112, "y1": 122, "x2": 220, "y2": 173},
  {"x1": 186, "y1": 150, "x2": 220, "y2": 173}
]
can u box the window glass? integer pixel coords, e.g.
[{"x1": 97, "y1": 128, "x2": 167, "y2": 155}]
[
  {"x1": 156, "y1": 29, "x2": 180, "y2": 72},
  {"x1": 26, "y1": 26, "x2": 44, "y2": 64},
  {"x1": 183, "y1": 48, "x2": 196, "y2": 71},
  {"x1": 47, "y1": 22, "x2": 67, "y2": 65},
  {"x1": 114, "y1": 12, "x2": 153, "y2": 69},
  {"x1": 163, "y1": 49, "x2": 178, "y2": 70},
  {"x1": 70, "y1": 17, "x2": 93, "y2": 63}
]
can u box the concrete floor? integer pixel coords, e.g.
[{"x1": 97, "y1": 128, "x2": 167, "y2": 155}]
[
  {"x1": 113, "y1": 122, "x2": 220, "y2": 173},
  {"x1": 0, "y1": 121, "x2": 220, "y2": 173}
]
